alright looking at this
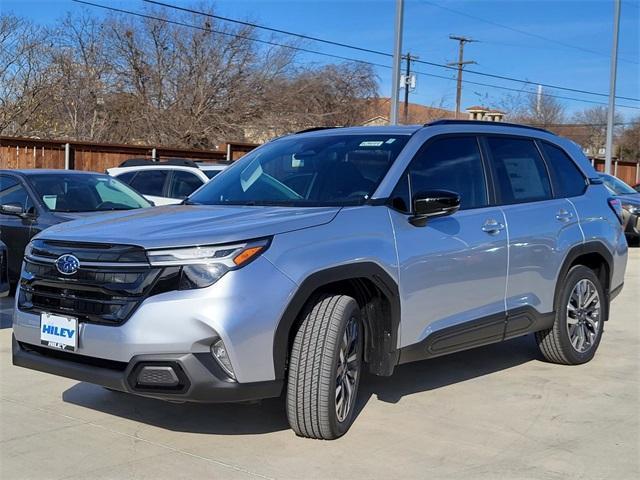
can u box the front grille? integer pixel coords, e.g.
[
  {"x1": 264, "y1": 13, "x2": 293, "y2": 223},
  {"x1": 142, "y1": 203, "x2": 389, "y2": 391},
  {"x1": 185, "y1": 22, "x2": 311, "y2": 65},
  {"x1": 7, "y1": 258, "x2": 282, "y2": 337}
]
[{"x1": 18, "y1": 242, "x2": 166, "y2": 325}]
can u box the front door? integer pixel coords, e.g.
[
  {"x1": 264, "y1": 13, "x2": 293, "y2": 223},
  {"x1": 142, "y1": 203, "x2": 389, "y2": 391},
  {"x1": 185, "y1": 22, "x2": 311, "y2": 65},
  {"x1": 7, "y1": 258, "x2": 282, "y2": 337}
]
[
  {"x1": 0, "y1": 175, "x2": 37, "y2": 283},
  {"x1": 389, "y1": 135, "x2": 508, "y2": 357}
]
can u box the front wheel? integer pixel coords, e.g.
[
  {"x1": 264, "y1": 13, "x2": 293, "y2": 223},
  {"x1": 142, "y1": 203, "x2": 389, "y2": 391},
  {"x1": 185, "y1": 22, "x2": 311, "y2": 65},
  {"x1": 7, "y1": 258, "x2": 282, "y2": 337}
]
[
  {"x1": 536, "y1": 265, "x2": 606, "y2": 365},
  {"x1": 286, "y1": 294, "x2": 363, "y2": 440}
]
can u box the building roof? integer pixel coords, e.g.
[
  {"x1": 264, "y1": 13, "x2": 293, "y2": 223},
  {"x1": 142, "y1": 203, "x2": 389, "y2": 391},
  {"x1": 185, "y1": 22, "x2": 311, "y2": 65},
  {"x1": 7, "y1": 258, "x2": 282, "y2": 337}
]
[{"x1": 359, "y1": 97, "x2": 457, "y2": 125}]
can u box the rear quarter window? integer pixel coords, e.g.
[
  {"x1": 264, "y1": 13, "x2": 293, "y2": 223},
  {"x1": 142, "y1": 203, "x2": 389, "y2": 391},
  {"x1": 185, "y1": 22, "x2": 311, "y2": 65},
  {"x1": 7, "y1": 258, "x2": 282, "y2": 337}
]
[{"x1": 540, "y1": 142, "x2": 587, "y2": 198}]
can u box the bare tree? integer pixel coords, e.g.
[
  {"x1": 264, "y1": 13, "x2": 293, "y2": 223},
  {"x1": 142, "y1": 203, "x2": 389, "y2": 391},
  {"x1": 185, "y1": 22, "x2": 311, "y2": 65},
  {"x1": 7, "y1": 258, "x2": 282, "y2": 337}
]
[
  {"x1": 570, "y1": 106, "x2": 623, "y2": 155},
  {"x1": 617, "y1": 117, "x2": 640, "y2": 162},
  {"x1": 498, "y1": 91, "x2": 565, "y2": 127},
  {"x1": 0, "y1": 15, "x2": 52, "y2": 135},
  {"x1": 0, "y1": 4, "x2": 379, "y2": 147}
]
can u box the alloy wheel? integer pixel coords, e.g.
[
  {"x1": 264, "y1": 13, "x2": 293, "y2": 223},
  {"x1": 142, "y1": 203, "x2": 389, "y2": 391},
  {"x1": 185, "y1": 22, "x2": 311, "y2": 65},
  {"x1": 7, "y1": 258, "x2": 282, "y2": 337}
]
[
  {"x1": 335, "y1": 316, "x2": 360, "y2": 423},
  {"x1": 566, "y1": 278, "x2": 601, "y2": 353}
]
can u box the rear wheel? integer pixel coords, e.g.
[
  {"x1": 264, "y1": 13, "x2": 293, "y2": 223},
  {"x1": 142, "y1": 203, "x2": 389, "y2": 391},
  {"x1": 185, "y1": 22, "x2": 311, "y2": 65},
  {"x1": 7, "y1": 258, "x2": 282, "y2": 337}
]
[
  {"x1": 286, "y1": 294, "x2": 363, "y2": 440},
  {"x1": 536, "y1": 265, "x2": 606, "y2": 365}
]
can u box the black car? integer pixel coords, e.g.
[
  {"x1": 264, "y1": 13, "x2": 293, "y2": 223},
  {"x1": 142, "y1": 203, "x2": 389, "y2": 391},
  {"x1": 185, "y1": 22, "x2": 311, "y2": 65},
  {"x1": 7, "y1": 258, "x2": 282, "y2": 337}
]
[
  {"x1": 0, "y1": 170, "x2": 152, "y2": 287},
  {"x1": 0, "y1": 241, "x2": 9, "y2": 297},
  {"x1": 600, "y1": 173, "x2": 640, "y2": 243}
]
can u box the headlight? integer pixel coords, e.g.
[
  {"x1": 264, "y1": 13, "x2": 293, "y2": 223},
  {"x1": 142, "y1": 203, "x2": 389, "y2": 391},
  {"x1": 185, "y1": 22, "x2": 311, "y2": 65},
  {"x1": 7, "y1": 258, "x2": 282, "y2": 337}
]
[
  {"x1": 621, "y1": 203, "x2": 640, "y2": 215},
  {"x1": 147, "y1": 238, "x2": 270, "y2": 289}
]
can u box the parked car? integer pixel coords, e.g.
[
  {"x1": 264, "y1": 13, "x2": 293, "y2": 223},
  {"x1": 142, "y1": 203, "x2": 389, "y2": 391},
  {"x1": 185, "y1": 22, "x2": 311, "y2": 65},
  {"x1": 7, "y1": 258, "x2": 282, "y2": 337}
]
[
  {"x1": 632, "y1": 183, "x2": 640, "y2": 193},
  {"x1": 0, "y1": 241, "x2": 8, "y2": 298},
  {"x1": 13, "y1": 121, "x2": 627, "y2": 439},
  {"x1": 0, "y1": 170, "x2": 152, "y2": 288},
  {"x1": 107, "y1": 159, "x2": 227, "y2": 205},
  {"x1": 599, "y1": 173, "x2": 640, "y2": 242}
]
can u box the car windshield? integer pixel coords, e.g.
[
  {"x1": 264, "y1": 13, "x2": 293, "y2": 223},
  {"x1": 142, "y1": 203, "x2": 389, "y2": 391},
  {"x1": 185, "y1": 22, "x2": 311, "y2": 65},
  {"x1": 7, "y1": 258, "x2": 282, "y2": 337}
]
[
  {"x1": 600, "y1": 174, "x2": 638, "y2": 195},
  {"x1": 28, "y1": 173, "x2": 151, "y2": 212},
  {"x1": 188, "y1": 134, "x2": 410, "y2": 207}
]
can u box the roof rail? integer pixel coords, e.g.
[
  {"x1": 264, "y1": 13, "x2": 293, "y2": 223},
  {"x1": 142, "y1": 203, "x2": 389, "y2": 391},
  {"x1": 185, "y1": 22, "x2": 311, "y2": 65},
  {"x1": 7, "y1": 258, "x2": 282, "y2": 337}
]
[
  {"x1": 118, "y1": 158, "x2": 200, "y2": 168},
  {"x1": 425, "y1": 119, "x2": 554, "y2": 135},
  {"x1": 294, "y1": 126, "x2": 343, "y2": 134}
]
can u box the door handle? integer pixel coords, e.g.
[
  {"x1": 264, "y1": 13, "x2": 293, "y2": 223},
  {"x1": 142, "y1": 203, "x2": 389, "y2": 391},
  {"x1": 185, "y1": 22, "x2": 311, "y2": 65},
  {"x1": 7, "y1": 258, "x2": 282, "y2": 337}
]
[
  {"x1": 482, "y1": 219, "x2": 505, "y2": 235},
  {"x1": 556, "y1": 209, "x2": 574, "y2": 223}
]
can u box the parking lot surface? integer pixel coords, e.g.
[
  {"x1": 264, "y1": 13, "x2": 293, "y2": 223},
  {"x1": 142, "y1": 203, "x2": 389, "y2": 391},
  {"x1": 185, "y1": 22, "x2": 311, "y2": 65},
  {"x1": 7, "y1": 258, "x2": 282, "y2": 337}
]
[{"x1": 1, "y1": 249, "x2": 638, "y2": 480}]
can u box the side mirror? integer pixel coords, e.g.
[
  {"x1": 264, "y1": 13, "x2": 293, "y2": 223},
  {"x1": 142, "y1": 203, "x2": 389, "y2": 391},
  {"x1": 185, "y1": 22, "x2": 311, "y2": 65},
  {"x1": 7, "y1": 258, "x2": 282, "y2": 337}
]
[
  {"x1": 0, "y1": 203, "x2": 26, "y2": 217},
  {"x1": 409, "y1": 190, "x2": 460, "y2": 227}
]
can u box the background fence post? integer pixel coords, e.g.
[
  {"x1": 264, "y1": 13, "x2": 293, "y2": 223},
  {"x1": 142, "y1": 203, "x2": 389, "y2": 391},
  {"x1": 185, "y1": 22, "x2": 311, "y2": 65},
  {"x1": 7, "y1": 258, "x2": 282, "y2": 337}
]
[{"x1": 64, "y1": 143, "x2": 70, "y2": 170}]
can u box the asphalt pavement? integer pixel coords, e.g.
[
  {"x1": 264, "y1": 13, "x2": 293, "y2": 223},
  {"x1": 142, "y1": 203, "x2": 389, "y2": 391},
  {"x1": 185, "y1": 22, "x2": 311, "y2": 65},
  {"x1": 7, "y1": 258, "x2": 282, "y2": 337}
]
[{"x1": 1, "y1": 249, "x2": 638, "y2": 479}]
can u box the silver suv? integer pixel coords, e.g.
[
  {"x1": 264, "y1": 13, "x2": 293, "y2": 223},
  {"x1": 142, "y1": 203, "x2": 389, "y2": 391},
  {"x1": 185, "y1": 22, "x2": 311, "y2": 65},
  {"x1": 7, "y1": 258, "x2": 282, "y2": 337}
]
[{"x1": 12, "y1": 121, "x2": 628, "y2": 439}]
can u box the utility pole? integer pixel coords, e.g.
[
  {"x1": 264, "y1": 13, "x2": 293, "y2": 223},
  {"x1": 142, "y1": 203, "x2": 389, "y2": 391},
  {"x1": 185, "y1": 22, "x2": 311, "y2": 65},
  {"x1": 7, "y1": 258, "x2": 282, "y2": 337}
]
[
  {"x1": 402, "y1": 53, "x2": 419, "y2": 123},
  {"x1": 605, "y1": 0, "x2": 621, "y2": 175},
  {"x1": 390, "y1": 0, "x2": 404, "y2": 125},
  {"x1": 536, "y1": 85, "x2": 543, "y2": 116},
  {"x1": 448, "y1": 35, "x2": 476, "y2": 119}
]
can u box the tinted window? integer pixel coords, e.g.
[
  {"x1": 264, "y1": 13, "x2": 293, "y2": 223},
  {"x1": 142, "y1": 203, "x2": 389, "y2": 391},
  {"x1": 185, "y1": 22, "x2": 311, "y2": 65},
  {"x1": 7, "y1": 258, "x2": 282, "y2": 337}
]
[
  {"x1": 28, "y1": 174, "x2": 150, "y2": 212},
  {"x1": 129, "y1": 170, "x2": 168, "y2": 197},
  {"x1": 115, "y1": 171, "x2": 137, "y2": 184},
  {"x1": 488, "y1": 137, "x2": 552, "y2": 204},
  {"x1": 399, "y1": 136, "x2": 488, "y2": 211},
  {"x1": 203, "y1": 170, "x2": 221, "y2": 179},
  {"x1": 0, "y1": 176, "x2": 35, "y2": 213},
  {"x1": 188, "y1": 134, "x2": 410, "y2": 207},
  {"x1": 541, "y1": 143, "x2": 586, "y2": 198},
  {"x1": 169, "y1": 171, "x2": 203, "y2": 199}
]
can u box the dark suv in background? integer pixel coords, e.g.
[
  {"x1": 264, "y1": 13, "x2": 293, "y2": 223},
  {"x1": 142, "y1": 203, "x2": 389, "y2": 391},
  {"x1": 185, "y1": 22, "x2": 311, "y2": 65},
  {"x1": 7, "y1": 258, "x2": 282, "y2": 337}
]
[{"x1": 0, "y1": 170, "x2": 151, "y2": 288}]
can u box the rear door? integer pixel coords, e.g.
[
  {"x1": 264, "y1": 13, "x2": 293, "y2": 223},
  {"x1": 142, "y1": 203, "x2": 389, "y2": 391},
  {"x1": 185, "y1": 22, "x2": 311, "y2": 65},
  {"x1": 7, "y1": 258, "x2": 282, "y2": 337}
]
[
  {"x1": 127, "y1": 169, "x2": 172, "y2": 205},
  {"x1": 484, "y1": 136, "x2": 583, "y2": 337},
  {"x1": 168, "y1": 170, "x2": 206, "y2": 200},
  {"x1": 390, "y1": 135, "x2": 509, "y2": 356}
]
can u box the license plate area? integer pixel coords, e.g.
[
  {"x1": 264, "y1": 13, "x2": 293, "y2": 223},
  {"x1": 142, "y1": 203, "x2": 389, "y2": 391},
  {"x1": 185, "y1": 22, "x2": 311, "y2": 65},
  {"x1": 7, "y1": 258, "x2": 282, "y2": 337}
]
[{"x1": 40, "y1": 312, "x2": 78, "y2": 352}]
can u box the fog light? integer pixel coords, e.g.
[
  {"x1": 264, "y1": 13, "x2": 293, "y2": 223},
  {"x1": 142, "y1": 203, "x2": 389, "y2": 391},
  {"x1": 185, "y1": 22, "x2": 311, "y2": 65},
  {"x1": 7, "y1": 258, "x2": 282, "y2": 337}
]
[{"x1": 211, "y1": 338, "x2": 236, "y2": 380}]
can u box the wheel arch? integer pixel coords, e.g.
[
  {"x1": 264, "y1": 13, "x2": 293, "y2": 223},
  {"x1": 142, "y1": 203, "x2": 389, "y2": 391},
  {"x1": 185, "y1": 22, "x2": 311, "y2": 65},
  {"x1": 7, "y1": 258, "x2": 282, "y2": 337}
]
[
  {"x1": 555, "y1": 241, "x2": 613, "y2": 310},
  {"x1": 272, "y1": 262, "x2": 401, "y2": 379}
]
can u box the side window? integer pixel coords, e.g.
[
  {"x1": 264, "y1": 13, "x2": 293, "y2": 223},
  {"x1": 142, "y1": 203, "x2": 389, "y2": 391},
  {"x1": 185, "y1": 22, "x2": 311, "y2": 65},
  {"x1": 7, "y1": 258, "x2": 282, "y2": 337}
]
[
  {"x1": 540, "y1": 142, "x2": 587, "y2": 198},
  {"x1": 129, "y1": 170, "x2": 168, "y2": 197},
  {"x1": 168, "y1": 171, "x2": 204, "y2": 199},
  {"x1": 487, "y1": 137, "x2": 552, "y2": 204},
  {"x1": 115, "y1": 171, "x2": 137, "y2": 185},
  {"x1": 396, "y1": 136, "x2": 488, "y2": 211},
  {"x1": 0, "y1": 176, "x2": 35, "y2": 213}
]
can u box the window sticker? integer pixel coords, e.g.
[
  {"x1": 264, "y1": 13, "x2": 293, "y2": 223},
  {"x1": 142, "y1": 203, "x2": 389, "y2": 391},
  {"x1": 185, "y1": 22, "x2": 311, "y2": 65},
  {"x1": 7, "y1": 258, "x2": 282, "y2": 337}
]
[
  {"x1": 359, "y1": 141, "x2": 385, "y2": 147},
  {"x1": 385, "y1": 138, "x2": 396, "y2": 144}
]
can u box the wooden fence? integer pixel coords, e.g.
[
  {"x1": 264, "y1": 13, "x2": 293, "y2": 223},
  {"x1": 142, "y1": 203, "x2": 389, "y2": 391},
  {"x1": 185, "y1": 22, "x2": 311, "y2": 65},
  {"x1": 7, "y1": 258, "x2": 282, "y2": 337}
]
[{"x1": 0, "y1": 136, "x2": 258, "y2": 172}]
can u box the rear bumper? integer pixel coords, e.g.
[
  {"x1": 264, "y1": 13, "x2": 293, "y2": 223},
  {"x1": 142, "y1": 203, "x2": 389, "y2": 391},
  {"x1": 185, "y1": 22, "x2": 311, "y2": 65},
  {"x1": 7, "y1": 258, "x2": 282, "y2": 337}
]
[{"x1": 12, "y1": 335, "x2": 283, "y2": 403}]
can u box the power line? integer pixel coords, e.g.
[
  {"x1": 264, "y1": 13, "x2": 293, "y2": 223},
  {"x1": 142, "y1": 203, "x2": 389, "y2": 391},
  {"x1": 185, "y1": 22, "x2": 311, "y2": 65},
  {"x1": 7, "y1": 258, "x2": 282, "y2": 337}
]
[
  {"x1": 412, "y1": 69, "x2": 640, "y2": 110},
  {"x1": 142, "y1": 0, "x2": 391, "y2": 59},
  {"x1": 144, "y1": 0, "x2": 640, "y2": 103},
  {"x1": 71, "y1": 0, "x2": 640, "y2": 111},
  {"x1": 72, "y1": 1, "x2": 391, "y2": 68},
  {"x1": 413, "y1": 57, "x2": 640, "y2": 102},
  {"x1": 420, "y1": 0, "x2": 639, "y2": 65}
]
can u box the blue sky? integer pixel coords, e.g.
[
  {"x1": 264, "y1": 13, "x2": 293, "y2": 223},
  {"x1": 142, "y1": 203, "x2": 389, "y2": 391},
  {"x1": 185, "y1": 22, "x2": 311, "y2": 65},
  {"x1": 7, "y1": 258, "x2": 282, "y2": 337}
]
[{"x1": 2, "y1": 0, "x2": 639, "y2": 119}]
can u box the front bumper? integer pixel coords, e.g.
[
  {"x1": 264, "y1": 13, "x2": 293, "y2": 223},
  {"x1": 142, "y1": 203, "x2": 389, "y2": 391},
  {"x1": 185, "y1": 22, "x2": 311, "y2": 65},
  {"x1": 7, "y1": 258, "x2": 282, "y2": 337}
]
[{"x1": 12, "y1": 335, "x2": 283, "y2": 403}]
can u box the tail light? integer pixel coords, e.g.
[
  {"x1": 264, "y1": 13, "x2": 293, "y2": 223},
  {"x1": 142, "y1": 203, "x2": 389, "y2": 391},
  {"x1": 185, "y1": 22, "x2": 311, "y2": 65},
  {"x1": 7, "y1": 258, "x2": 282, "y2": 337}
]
[{"x1": 608, "y1": 198, "x2": 624, "y2": 225}]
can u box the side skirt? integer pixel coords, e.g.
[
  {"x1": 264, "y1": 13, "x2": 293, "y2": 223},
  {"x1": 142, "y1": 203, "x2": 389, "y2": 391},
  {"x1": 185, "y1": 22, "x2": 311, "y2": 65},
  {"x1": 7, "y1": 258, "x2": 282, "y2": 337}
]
[{"x1": 398, "y1": 306, "x2": 555, "y2": 365}]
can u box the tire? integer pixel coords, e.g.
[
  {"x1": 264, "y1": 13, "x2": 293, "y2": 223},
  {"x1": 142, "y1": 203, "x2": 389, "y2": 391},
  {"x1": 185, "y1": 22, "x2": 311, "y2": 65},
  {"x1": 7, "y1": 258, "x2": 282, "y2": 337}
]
[
  {"x1": 286, "y1": 294, "x2": 363, "y2": 440},
  {"x1": 536, "y1": 265, "x2": 606, "y2": 365}
]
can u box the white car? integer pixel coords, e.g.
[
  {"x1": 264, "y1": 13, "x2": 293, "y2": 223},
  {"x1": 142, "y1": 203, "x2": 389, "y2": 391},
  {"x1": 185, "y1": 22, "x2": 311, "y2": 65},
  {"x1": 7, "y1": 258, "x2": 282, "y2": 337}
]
[{"x1": 107, "y1": 160, "x2": 227, "y2": 205}]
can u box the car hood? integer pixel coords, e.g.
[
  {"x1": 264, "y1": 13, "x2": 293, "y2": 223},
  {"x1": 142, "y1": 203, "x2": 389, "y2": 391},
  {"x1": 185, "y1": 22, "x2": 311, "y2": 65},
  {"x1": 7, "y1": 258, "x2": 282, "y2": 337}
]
[{"x1": 38, "y1": 205, "x2": 341, "y2": 249}]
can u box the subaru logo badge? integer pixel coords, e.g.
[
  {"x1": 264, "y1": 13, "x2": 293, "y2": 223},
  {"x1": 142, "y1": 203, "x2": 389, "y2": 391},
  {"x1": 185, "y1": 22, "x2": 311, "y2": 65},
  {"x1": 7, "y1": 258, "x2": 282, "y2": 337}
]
[{"x1": 55, "y1": 254, "x2": 80, "y2": 276}]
